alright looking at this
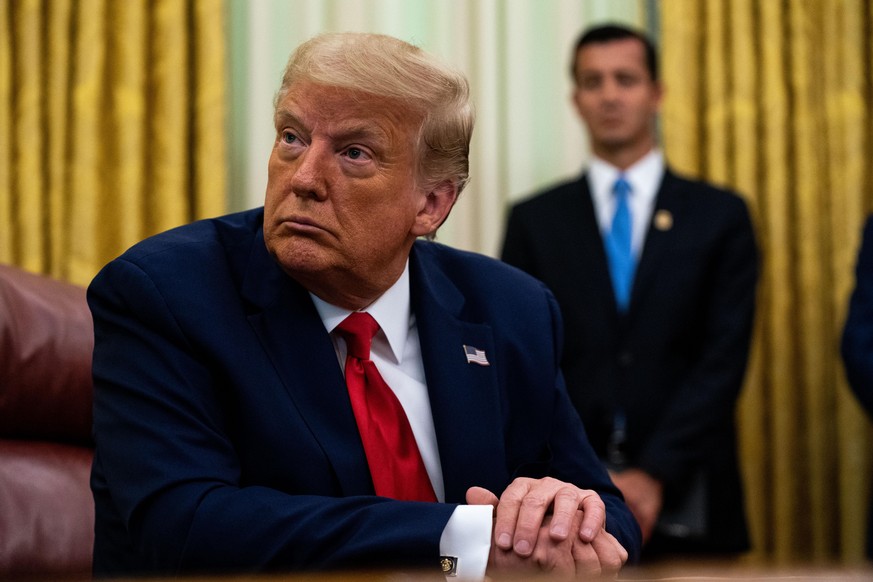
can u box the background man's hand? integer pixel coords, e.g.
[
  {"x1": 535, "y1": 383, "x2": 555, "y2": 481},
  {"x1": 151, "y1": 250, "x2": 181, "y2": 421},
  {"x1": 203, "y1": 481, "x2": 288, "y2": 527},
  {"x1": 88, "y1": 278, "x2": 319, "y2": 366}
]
[{"x1": 608, "y1": 468, "x2": 663, "y2": 544}]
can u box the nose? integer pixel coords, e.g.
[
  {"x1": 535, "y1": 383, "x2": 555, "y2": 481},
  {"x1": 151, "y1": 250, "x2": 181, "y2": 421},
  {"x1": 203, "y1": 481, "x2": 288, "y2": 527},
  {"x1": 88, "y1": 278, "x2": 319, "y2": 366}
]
[
  {"x1": 290, "y1": 144, "x2": 329, "y2": 201},
  {"x1": 601, "y1": 78, "x2": 620, "y2": 102}
]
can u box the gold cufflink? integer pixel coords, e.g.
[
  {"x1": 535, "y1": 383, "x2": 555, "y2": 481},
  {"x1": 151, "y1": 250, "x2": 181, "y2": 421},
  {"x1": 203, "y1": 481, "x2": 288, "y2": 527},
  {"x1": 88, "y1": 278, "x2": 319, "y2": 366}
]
[{"x1": 440, "y1": 555, "x2": 458, "y2": 576}]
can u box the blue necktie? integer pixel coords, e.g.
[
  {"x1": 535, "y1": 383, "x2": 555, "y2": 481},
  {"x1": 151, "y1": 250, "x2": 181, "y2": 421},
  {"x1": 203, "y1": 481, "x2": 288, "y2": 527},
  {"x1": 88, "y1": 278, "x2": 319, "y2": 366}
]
[{"x1": 605, "y1": 176, "x2": 635, "y2": 312}]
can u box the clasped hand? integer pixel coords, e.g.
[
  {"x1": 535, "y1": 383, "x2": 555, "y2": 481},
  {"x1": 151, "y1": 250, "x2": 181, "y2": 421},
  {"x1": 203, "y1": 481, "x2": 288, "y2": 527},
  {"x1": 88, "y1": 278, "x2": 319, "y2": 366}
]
[{"x1": 467, "y1": 477, "x2": 628, "y2": 578}]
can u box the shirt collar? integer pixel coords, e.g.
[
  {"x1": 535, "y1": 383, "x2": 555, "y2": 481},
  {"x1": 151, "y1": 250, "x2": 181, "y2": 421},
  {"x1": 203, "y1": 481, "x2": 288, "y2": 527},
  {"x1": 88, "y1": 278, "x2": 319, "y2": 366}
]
[
  {"x1": 588, "y1": 149, "x2": 664, "y2": 204},
  {"x1": 310, "y1": 261, "x2": 411, "y2": 365}
]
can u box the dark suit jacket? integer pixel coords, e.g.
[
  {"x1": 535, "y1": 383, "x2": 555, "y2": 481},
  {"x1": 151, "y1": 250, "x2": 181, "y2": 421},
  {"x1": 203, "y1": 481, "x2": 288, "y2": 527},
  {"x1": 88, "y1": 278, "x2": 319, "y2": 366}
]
[
  {"x1": 88, "y1": 207, "x2": 640, "y2": 576},
  {"x1": 501, "y1": 169, "x2": 758, "y2": 553},
  {"x1": 841, "y1": 214, "x2": 873, "y2": 559}
]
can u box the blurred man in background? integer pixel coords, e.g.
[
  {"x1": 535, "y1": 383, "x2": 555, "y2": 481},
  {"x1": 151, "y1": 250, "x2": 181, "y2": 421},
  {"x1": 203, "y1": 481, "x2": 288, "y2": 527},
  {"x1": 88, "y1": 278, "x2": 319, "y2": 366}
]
[{"x1": 501, "y1": 23, "x2": 758, "y2": 558}]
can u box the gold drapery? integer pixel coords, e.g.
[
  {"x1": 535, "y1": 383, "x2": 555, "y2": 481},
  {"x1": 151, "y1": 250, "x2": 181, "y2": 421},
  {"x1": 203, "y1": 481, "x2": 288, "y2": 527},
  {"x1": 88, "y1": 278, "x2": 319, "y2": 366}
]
[
  {"x1": 661, "y1": 0, "x2": 873, "y2": 564},
  {"x1": 0, "y1": 0, "x2": 226, "y2": 286}
]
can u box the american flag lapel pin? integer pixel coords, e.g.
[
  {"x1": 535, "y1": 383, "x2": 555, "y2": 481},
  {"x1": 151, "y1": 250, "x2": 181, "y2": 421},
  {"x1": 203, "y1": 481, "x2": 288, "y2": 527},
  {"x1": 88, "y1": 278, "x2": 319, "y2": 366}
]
[{"x1": 463, "y1": 345, "x2": 490, "y2": 366}]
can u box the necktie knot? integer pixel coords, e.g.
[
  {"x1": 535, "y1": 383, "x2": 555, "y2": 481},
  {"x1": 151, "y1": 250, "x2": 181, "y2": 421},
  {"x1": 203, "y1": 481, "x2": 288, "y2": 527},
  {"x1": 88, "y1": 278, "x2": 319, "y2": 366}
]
[
  {"x1": 614, "y1": 175, "x2": 632, "y2": 201},
  {"x1": 336, "y1": 312, "x2": 379, "y2": 360}
]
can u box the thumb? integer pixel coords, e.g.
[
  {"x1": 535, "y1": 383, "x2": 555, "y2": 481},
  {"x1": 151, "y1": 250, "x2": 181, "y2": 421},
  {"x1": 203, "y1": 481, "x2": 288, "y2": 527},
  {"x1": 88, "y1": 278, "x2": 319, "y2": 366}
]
[{"x1": 466, "y1": 486, "x2": 499, "y2": 508}]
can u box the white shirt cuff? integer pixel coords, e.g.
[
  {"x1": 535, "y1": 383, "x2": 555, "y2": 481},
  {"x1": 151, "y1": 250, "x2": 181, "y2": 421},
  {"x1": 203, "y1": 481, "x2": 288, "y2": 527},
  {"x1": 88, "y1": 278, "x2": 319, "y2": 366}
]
[{"x1": 439, "y1": 504, "x2": 493, "y2": 581}]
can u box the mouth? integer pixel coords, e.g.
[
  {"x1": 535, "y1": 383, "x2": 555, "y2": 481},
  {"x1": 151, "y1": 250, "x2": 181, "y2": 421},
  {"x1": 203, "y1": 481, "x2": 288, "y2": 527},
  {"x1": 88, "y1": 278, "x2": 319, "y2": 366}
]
[
  {"x1": 281, "y1": 215, "x2": 332, "y2": 237},
  {"x1": 599, "y1": 113, "x2": 624, "y2": 125}
]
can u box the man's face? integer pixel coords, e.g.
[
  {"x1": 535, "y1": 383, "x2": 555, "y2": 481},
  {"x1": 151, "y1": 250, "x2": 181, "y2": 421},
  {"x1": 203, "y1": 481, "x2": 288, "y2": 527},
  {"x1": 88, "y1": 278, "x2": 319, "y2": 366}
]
[
  {"x1": 572, "y1": 38, "x2": 661, "y2": 156},
  {"x1": 264, "y1": 82, "x2": 440, "y2": 307}
]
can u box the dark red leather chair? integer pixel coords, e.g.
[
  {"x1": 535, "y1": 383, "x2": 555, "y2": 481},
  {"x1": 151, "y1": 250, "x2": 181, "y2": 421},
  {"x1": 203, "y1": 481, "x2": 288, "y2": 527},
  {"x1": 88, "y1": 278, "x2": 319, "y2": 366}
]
[{"x1": 0, "y1": 264, "x2": 94, "y2": 579}]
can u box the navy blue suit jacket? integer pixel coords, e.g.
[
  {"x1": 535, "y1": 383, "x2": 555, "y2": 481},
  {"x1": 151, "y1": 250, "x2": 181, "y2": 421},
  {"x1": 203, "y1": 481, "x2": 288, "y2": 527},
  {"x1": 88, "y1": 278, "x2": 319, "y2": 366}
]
[
  {"x1": 841, "y1": 214, "x2": 873, "y2": 559},
  {"x1": 88, "y1": 207, "x2": 640, "y2": 576},
  {"x1": 501, "y1": 169, "x2": 758, "y2": 553}
]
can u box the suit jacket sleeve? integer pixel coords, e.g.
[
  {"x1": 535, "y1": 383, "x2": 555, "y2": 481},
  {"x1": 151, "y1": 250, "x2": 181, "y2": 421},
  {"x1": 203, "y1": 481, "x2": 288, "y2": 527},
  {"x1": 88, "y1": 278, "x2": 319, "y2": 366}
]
[
  {"x1": 636, "y1": 195, "x2": 759, "y2": 484},
  {"x1": 89, "y1": 258, "x2": 455, "y2": 575},
  {"x1": 842, "y1": 216, "x2": 873, "y2": 415}
]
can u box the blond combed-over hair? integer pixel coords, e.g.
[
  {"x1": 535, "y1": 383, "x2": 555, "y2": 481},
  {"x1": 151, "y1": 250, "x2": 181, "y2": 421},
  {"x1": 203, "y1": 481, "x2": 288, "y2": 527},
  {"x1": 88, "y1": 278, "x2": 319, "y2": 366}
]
[{"x1": 274, "y1": 32, "x2": 474, "y2": 194}]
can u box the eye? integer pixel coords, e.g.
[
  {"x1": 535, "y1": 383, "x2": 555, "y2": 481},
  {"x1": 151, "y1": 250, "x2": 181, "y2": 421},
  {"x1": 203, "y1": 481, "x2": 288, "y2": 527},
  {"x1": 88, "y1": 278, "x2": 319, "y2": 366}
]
[
  {"x1": 281, "y1": 130, "x2": 298, "y2": 144},
  {"x1": 342, "y1": 146, "x2": 371, "y2": 162},
  {"x1": 579, "y1": 77, "x2": 601, "y2": 90},
  {"x1": 617, "y1": 74, "x2": 640, "y2": 87}
]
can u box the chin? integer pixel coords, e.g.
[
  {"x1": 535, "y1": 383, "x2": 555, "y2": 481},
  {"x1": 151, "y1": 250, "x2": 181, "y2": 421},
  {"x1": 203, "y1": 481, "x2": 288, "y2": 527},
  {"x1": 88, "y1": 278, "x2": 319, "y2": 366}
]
[
  {"x1": 594, "y1": 128, "x2": 629, "y2": 142},
  {"x1": 599, "y1": 137, "x2": 637, "y2": 152},
  {"x1": 269, "y1": 239, "x2": 334, "y2": 274}
]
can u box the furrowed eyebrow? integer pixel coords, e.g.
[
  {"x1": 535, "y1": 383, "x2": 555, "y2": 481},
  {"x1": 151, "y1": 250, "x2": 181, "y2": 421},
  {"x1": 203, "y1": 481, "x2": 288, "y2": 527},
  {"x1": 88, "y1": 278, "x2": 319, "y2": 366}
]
[
  {"x1": 274, "y1": 108, "x2": 395, "y2": 153},
  {"x1": 330, "y1": 124, "x2": 390, "y2": 145},
  {"x1": 274, "y1": 109, "x2": 301, "y2": 127}
]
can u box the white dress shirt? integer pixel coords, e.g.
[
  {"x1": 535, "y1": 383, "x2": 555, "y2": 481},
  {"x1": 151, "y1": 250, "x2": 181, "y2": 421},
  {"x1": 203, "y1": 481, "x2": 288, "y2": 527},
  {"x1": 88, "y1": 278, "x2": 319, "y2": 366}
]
[
  {"x1": 310, "y1": 261, "x2": 492, "y2": 581},
  {"x1": 587, "y1": 149, "x2": 665, "y2": 259}
]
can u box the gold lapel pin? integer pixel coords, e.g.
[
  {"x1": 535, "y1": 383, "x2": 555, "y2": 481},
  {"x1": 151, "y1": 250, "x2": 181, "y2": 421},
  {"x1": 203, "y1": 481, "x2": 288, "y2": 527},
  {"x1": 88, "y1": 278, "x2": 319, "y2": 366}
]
[{"x1": 654, "y1": 210, "x2": 673, "y2": 231}]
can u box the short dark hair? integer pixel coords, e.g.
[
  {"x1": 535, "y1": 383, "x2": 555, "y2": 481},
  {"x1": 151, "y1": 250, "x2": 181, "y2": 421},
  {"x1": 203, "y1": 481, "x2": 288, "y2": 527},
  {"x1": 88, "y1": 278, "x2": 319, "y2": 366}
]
[{"x1": 571, "y1": 24, "x2": 658, "y2": 84}]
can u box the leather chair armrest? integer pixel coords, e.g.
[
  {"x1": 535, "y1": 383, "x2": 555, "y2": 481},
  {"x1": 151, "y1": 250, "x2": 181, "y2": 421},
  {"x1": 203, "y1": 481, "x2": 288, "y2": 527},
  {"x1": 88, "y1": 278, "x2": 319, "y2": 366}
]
[
  {"x1": 0, "y1": 440, "x2": 94, "y2": 578},
  {"x1": 0, "y1": 265, "x2": 93, "y2": 444}
]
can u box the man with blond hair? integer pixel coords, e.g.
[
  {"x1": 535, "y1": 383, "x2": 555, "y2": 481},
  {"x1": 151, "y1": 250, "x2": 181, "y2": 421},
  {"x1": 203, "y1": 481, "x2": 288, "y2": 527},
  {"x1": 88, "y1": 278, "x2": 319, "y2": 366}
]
[{"x1": 89, "y1": 32, "x2": 640, "y2": 580}]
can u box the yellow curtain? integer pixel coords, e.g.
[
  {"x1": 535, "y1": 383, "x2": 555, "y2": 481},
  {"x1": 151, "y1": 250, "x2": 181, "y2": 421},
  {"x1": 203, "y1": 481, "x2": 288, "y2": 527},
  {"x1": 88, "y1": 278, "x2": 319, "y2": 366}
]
[
  {"x1": 661, "y1": 0, "x2": 873, "y2": 565},
  {"x1": 0, "y1": 0, "x2": 226, "y2": 286}
]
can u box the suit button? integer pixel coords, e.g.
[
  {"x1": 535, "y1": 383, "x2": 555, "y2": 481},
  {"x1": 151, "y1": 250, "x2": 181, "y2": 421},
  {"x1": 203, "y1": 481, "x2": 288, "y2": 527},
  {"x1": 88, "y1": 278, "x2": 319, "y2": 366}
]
[{"x1": 618, "y1": 351, "x2": 633, "y2": 367}]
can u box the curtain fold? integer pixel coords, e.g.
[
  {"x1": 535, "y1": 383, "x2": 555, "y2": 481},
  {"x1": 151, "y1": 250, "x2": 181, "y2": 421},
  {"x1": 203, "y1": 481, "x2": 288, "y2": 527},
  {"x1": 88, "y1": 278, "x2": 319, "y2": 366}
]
[
  {"x1": 47, "y1": 0, "x2": 73, "y2": 277},
  {"x1": 661, "y1": 0, "x2": 873, "y2": 563},
  {"x1": 13, "y1": 0, "x2": 45, "y2": 273},
  {"x1": 1, "y1": 0, "x2": 226, "y2": 286},
  {"x1": 68, "y1": 0, "x2": 107, "y2": 285},
  {"x1": 0, "y1": 4, "x2": 10, "y2": 257}
]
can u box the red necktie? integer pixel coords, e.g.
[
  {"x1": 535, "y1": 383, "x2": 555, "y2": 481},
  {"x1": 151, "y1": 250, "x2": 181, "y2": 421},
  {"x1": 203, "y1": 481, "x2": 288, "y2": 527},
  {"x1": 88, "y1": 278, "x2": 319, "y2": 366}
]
[{"x1": 336, "y1": 312, "x2": 437, "y2": 502}]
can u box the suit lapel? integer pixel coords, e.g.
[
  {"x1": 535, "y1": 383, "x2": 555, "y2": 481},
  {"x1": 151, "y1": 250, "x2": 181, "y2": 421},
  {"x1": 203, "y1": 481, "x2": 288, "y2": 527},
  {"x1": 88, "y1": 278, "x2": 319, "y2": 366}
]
[
  {"x1": 409, "y1": 245, "x2": 508, "y2": 503},
  {"x1": 241, "y1": 234, "x2": 373, "y2": 496},
  {"x1": 576, "y1": 176, "x2": 626, "y2": 320},
  {"x1": 239, "y1": 236, "x2": 514, "y2": 502},
  {"x1": 631, "y1": 170, "x2": 684, "y2": 312}
]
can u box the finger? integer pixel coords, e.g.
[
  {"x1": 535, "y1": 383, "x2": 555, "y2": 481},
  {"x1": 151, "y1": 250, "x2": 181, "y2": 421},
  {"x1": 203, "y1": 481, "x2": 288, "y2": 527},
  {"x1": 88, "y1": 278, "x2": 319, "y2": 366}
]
[
  {"x1": 571, "y1": 539, "x2": 602, "y2": 578},
  {"x1": 492, "y1": 478, "x2": 532, "y2": 550},
  {"x1": 488, "y1": 546, "x2": 537, "y2": 575},
  {"x1": 639, "y1": 516, "x2": 655, "y2": 544},
  {"x1": 508, "y1": 483, "x2": 554, "y2": 557},
  {"x1": 466, "y1": 486, "x2": 499, "y2": 509},
  {"x1": 588, "y1": 530, "x2": 627, "y2": 576},
  {"x1": 577, "y1": 491, "x2": 607, "y2": 542},
  {"x1": 548, "y1": 485, "x2": 584, "y2": 541},
  {"x1": 530, "y1": 531, "x2": 575, "y2": 577}
]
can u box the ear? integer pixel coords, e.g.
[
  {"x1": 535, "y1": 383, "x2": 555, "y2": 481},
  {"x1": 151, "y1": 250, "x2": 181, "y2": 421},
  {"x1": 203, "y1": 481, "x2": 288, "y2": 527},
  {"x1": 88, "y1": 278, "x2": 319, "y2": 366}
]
[
  {"x1": 411, "y1": 181, "x2": 459, "y2": 238},
  {"x1": 570, "y1": 88, "x2": 585, "y2": 118},
  {"x1": 652, "y1": 80, "x2": 664, "y2": 112}
]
